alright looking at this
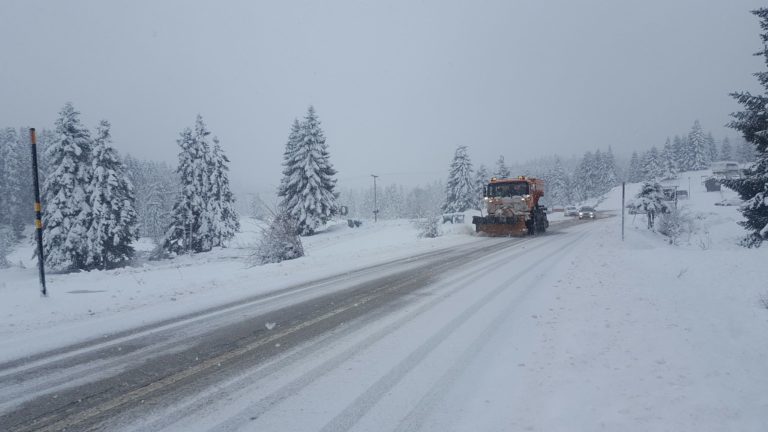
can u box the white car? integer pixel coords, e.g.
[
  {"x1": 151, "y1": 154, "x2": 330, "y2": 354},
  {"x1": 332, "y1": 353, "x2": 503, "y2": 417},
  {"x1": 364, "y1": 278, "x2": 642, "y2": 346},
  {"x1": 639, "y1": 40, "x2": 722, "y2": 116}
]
[{"x1": 564, "y1": 206, "x2": 578, "y2": 217}]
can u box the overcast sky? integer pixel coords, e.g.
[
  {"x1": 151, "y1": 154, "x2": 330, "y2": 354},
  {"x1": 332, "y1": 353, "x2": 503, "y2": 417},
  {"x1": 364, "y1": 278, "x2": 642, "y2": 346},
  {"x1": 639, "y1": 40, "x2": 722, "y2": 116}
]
[{"x1": 1, "y1": 0, "x2": 765, "y2": 194}]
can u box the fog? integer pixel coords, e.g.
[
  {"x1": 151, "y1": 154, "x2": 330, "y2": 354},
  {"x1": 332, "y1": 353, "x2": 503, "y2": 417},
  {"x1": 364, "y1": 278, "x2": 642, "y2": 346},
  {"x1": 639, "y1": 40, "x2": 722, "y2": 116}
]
[{"x1": 1, "y1": 0, "x2": 764, "y2": 194}]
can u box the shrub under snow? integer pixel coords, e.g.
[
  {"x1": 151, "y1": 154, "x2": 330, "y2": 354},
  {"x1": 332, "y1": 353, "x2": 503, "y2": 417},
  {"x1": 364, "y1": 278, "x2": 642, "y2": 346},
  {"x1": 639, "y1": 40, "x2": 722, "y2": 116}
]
[{"x1": 253, "y1": 213, "x2": 305, "y2": 264}]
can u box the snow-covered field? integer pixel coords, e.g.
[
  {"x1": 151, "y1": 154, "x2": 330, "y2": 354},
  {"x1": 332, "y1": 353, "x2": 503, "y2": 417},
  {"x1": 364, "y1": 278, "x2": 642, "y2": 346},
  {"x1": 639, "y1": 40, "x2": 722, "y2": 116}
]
[{"x1": 1, "y1": 172, "x2": 767, "y2": 431}]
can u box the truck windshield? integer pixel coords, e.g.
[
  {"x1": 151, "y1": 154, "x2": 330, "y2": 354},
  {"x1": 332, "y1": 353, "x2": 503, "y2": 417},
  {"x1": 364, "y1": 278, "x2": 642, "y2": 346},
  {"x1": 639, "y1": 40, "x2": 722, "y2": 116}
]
[{"x1": 487, "y1": 182, "x2": 529, "y2": 197}]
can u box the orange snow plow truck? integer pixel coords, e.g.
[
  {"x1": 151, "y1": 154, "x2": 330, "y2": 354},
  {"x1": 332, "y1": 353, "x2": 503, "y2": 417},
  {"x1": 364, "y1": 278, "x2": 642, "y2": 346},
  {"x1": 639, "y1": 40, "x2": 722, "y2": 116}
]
[{"x1": 472, "y1": 176, "x2": 549, "y2": 236}]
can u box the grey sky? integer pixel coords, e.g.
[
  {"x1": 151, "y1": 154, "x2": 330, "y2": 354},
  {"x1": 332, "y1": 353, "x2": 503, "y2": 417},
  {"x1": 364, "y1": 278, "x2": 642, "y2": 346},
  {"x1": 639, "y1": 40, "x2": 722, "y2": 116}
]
[{"x1": 1, "y1": 0, "x2": 765, "y2": 194}]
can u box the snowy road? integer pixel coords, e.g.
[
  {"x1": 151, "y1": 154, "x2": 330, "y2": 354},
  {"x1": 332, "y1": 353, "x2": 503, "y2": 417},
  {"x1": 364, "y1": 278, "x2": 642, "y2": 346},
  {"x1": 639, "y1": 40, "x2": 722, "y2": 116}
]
[{"x1": 0, "y1": 218, "x2": 623, "y2": 431}]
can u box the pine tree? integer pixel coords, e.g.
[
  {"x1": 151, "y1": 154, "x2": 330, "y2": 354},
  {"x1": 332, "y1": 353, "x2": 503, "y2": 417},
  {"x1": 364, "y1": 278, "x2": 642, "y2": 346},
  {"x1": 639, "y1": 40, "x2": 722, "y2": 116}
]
[
  {"x1": 207, "y1": 137, "x2": 239, "y2": 246},
  {"x1": 705, "y1": 132, "x2": 718, "y2": 163},
  {"x1": 160, "y1": 115, "x2": 215, "y2": 255},
  {"x1": 86, "y1": 120, "x2": 138, "y2": 269},
  {"x1": 0, "y1": 128, "x2": 27, "y2": 238},
  {"x1": 627, "y1": 151, "x2": 643, "y2": 183},
  {"x1": 442, "y1": 145, "x2": 476, "y2": 213},
  {"x1": 630, "y1": 181, "x2": 670, "y2": 229},
  {"x1": 723, "y1": 7, "x2": 768, "y2": 246},
  {"x1": 597, "y1": 147, "x2": 618, "y2": 194},
  {"x1": 546, "y1": 156, "x2": 571, "y2": 206},
  {"x1": 687, "y1": 120, "x2": 709, "y2": 170},
  {"x1": 672, "y1": 135, "x2": 688, "y2": 171},
  {"x1": 736, "y1": 137, "x2": 757, "y2": 163},
  {"x1": 494, "y1": 155, "x2": 511, "y2": 178},
  {"x1": 277, "y1": 106, "x2": 339, "y2": 236},
  {"x1": 42, "y1": 102, "x2": 93, "y2": 271},
  {"x1": 641, "y1": 146, "x2": 664, "y2": 180},
  {"x1": 720, "y1": 136, "x2": 733, "y2": 161},
  {"x1": 474, "y1": 164, "x2": 489, "y2": 209},
  {"x1": 661, "y1": 138, "x2": 678, "y2": 179}
]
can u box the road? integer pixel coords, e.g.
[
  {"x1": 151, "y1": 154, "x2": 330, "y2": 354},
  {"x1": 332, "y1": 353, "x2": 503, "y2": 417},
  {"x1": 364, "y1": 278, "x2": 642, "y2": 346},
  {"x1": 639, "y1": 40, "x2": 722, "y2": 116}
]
[{"x1": 0, "y1": 217, "x2": 598, "y2": 432}]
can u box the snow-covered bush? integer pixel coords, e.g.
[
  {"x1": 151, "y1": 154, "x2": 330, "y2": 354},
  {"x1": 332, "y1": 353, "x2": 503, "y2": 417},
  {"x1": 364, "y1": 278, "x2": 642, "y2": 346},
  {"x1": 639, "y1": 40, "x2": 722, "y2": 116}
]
[
  {"x1": 417, "y1": 216, "x2": 442, "y2": 238},
  {"x1": 253, "y1": 213, "x2": 304, "y2": 264},
  {"x1": 629, "y1": 181, "x2": 670, "y2": 229},
  {"x1": 657, "y1": 208, "x2": 694, "y2": 245}
]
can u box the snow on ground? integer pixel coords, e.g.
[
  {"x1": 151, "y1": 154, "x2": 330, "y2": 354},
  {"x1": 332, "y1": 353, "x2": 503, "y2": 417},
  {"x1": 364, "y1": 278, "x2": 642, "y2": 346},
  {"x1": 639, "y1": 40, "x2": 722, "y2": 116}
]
[
  {"x1": 2, "y1": 173, "x2": 768, "y2": 430},
  {"x1": 0, "y1": 216, "x2": 483, "y2": 362},
  {"x1": 118, "y1": 177, "x2": 768, "y2": 431}
]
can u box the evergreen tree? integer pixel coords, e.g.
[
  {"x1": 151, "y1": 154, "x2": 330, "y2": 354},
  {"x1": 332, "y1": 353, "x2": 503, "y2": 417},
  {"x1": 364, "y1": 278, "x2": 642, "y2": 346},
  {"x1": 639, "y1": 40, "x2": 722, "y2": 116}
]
[
  {"x1": 494, "y1": 155, "x2": 511, "y2": 178},
  {"x1": 661, "y1": 138, "x2": 678, "y2": 179},
  {"x1": 687, "y1": 120, "x2": 709, "y2": 170},
  {"x1": 207, "y1": 137, "x2": 240, "y2": 247},
  {"x1": 736, "y1": 137, "x2": 757, "y2": 163},
  {"x1": 672, "y1": 135, "x2": 688, "y2": 171},
  {"x1": 720, "y1": 136, "x2": 733, "y2": 161},
  {"x1": 597, "y1": 147, "x2": 618, "y2": 194},
  {"x1": 723, "y1": 7, "x2": 768, "y2": 246},
  {"x1": 160, "y1": 115, "x2": 215, "y2": 255},
  {"x1": 42, "y1": 102, "x2": 93, "y2": 271},
  {"x1": 546, "y1": 156, "x2": 571, "y2": 206},
  {"x1": 705, "y1": 132, "x2": 718, "y2": 163},
  {"x1": 574, "y1": 151, "x2": 597, "y2": 201},
  {"x1": 85, "y1": 120, "x2": 138, "y2": 269},
  {"x1": 0, "y1": 128, "x2": 28, "y2": 238},
  {"x1": 277, "y1": 106, "x2": 339, "y2": 235},
  {"x1": 627, "y1": 151, "x2": 643, "y2": 183},
  {"x1": 442, "y1": 145, "x2": 476, "y2": 213},
  {"x1": 629, "y1": 181, "x2": 670, "y2": 229},
  {"x1": 474, "y1": 164, "x2": 489, "y2": 209},
  {"x1": 641, "y1": 146, "x2": 664, "y2": 180}
]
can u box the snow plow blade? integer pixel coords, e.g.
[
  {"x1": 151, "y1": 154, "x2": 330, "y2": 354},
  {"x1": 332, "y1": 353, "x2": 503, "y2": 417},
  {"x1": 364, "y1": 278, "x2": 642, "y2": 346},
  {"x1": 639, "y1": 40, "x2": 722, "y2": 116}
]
[{"x1": 472, "y1": 216, "x2": 529, "y2": 237}]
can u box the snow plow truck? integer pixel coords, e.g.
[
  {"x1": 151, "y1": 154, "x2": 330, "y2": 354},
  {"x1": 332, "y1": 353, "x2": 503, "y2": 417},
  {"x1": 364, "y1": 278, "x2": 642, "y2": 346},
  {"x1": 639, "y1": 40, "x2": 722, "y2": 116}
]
[{"x1": 472, "y1": 176, "x2": 549, "y2": 236}]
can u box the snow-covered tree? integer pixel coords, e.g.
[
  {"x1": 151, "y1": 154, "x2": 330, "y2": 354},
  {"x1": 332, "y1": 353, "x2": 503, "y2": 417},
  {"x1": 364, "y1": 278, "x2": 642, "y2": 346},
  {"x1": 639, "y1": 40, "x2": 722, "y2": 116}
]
[
  {"x1": 546, "y1": 156, "x2": 571, "y2": 206},
  {"x1": 672, "y1": 135, "x2": 687, "y2": 171},
  {"x1": 574, "y1": 151, "x2": 597, "y2": 201},
  {"x1": 494, "y1": 155, "x2": 511, "y2": 178},
  {"x1": 596, "y1": 147, "x2": 618, "y2": 194},
  {"x1": 207, "y1": 137, "x2": 239, "y2": 247},
  {"x1": 85, "y1": 120, "x2": 138, "y2": 269},
  {"x1": 723, "y1": 7, "x2": 768, "y2": 246},
  {"x1": 442, "y1": 145, "x2": 476, "y2": 213},
  {"x1": 123, "y1": 156, "x2": 179, "y2": 240},
  {"x1": 686, "y1": 120, "x2": 709, "y2": 170},
  {"x1": 0, "y1": 128, "x2": 27, "y2": 238},
  {"x1": 474, "y1": 164, "x2": 489, "y2": 209},
  {"x1": 720, "y1": 136, "x2": 733, "y2": 161},
  {"x1": 661, "y1": 138, "x2": 678, "y2": 179},
  {"x1": 630, "y1": 181, "x2": 670, "y2": 229},
  {"x1": 253, "y1": 211, "x2": 304, "y2": 264},
  {"x1": 160, "y1": 116, "x2": 216, "y2": 255},
  {"x1": 627, "y1": 151, "x2": 643, "y2": 183},
  {"x1": 277, "y1": 106, "x2": 339, "y2": 235},
  {"x1": 641, "y1": 146, "x2": 665, "y2": 181},
  {"x1": 736, "y1": 137, "x2": 757, "y2": 164},
  {"x1": 42, "y1": 102, "x2": 93, "y2": 271},
  {"x1": 705, "y1": 132, "x2": 718, "y2": 163}
]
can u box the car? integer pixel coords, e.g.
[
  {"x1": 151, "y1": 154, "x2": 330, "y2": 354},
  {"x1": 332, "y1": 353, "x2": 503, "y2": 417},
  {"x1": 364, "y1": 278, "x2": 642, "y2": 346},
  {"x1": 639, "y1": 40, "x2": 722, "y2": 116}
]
[
  {"x1": 578, "y1": 206, "x2": 596, "y2": 219},
  {"x1": 564, "y1": 206, "x2": 578, "y2": 216}
]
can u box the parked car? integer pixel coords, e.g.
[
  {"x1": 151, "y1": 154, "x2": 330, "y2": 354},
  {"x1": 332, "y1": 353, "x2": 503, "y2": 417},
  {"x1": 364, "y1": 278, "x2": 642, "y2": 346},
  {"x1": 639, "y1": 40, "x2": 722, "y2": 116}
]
[
  {"x1": 564, "y1": 206, "x2": 578, "y2": 217},
  {"x1": 578, "y1": 206, "x2": 596, "y2": 219}
]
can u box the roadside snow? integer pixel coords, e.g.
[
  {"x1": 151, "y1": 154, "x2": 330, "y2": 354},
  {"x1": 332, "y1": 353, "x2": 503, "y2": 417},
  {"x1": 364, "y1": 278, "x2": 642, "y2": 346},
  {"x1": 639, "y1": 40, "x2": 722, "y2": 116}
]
[{"x1": 0, "y1": 217, "x2": 481, "y2": 363}]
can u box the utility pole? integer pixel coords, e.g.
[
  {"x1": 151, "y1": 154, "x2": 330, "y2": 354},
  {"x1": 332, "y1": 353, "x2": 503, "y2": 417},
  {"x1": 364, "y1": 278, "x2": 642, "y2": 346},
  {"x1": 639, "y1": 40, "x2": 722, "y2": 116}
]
[
  {"x1": 371, "y1": 174, "x2": 379, "y2": 222},
  {"x1": 29, "y1": 128, "x2": 47, "y2": 296}
]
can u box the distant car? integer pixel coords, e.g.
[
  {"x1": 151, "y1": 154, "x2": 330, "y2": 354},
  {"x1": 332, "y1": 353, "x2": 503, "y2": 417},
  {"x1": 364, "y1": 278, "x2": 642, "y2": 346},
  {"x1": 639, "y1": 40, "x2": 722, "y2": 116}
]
[
  {"x1": 564, "y1": 206, "x2": 578, "y2": 217},
  {"x1": 578, "y1": 206, "x2": 596, "y2": 219}
]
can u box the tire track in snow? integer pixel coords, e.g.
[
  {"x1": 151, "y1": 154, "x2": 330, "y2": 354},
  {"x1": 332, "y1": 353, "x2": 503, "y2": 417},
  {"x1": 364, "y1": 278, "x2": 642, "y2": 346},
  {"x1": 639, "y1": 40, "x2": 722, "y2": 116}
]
[
  {"x1": 316, "y1": 230, "x2": 589, "y2": 432},
  {"x1": 145, "y1": 235, "x2": 563, "y2": 432},
  {"x1": 392, "y1": 230, "x2": 590, "y2": 432}
]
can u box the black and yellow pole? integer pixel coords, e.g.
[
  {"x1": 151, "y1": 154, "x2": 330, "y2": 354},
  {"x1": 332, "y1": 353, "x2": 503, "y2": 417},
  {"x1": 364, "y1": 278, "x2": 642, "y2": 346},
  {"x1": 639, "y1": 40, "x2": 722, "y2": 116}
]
[{"x1": 29, "y1": 128, "x2": 47, "y2": 296}]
